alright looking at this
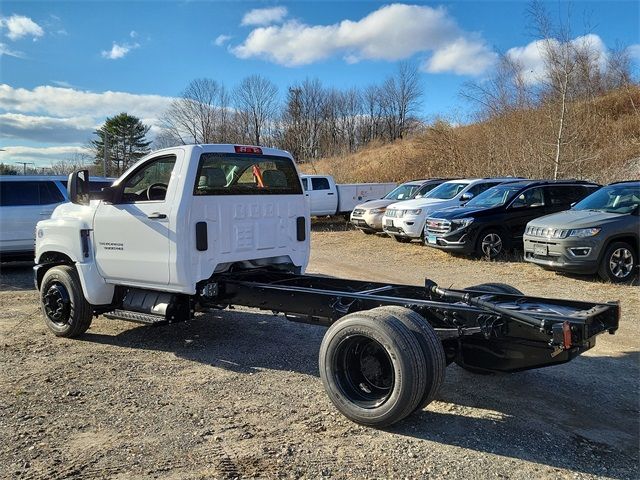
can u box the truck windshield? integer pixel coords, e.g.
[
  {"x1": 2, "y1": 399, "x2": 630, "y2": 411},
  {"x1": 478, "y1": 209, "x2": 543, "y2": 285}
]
[
  {"x1": 573, "y1": 184, "x2": 639, "y2": 214},
  {"x1": 424, "y1": 182, "x2": 468, "y2": 200},
  {"x1": 194, "y1": 153, "x2": 303, "y2": 196},
  {"x1": 385, "y1": 184, "x2": 420, "y2": 200},
  {"x1": 466, "y1": 185, "x2": 522, "y2": 208}
]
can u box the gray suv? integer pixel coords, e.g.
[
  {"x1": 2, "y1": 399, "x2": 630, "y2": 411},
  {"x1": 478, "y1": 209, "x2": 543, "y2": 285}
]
[{"x1": 523, "y1": 181, "x2": 639, "y2": 283}]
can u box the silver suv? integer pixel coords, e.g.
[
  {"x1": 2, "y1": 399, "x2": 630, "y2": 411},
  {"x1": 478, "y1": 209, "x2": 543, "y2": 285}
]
[{"x1": 523, "y1": 181, "x2": 639, "y2": 283}]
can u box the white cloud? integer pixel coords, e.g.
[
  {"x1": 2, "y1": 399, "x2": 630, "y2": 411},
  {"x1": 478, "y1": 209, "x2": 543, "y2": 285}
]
[
  {"x1": 214, "y1": 34, "x2": 232, "y2": 47},
  {"x1": 130, "y1": 30, "x2": 138, "y2": 38},
  {"x1": 0, "y1": 145, "x2": 92, "y2": 166},
  {"x1": 101, "y1": 42, "x2": 139, "y2": 60},
  {"x1": 232, "y1": 4, "x2": 495, "y2": 75},
  {"x1": 423, "y1": 37, "x2": 497, "y2": 75},
  {"x1": 627, "y1": 44, "x2": 640, "y2": 61},
  {"x1": 241, "y1": 6, "x2": 288, "y2": 27},
  {"x1": 0, "y1": 113, "x2": 97, "y2": 143},
  {"x1": 0, "y1": 42, "x2": 24, "y2": 58},
  {"x1": 0, "y1": 84, "x2": 174, "y2": 119},
  {"x1": 0, "y1": 14, "x2": 44, "y2": 41},
  {"x1": 507, "y1": 34, "x2": 609, "y2": 85}
]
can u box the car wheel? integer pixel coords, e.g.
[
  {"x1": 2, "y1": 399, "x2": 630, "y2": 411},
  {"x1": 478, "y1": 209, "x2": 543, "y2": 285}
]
[
  {"x1": 477, "y1": 230, "x2": 505, "y2": 259},
  {"x1": 598, "y1": 241, "x2": 637, "y2": 283},
  {"x1": 393, "y1": 235, "x2": 412, "y2": 243},
  {"x1": 40, "y1": 265, "x2": 93, "y2": 337}
]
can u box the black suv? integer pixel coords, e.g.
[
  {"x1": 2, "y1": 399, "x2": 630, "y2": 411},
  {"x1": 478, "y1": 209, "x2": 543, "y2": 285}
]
[{"x1": 424, "y1": 180, "x2": 600, "y2": 258}]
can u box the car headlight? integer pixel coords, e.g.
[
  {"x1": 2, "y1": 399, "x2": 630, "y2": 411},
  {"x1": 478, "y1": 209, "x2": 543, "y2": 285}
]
[
  {"x1": 568, "y1": 227, "x2": 601, "y2": 238},
  {"x1": 403, "y1": 209, "x2": 422, "y2": 216},
  {"x1": 369, "y1": 208, "x2": 386, "y2": 214},
  {"x1": 450, "y1": 218, "x2": 474, "y2": 231}
]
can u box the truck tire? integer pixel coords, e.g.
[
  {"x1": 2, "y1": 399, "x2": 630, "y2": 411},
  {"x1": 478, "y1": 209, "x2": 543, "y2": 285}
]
[
  {"x1": 319, "y1": 309, "x2": 427, "y2": 427},
  {"x1": 464, "y1": 283, "x2": 523, "y2": 295},
  {"x1": 598, "y1": 241, "x2": 637, "y2": 283},
  {"x1": 366, "y1": 306, "x2": 446, "y2": 413},
  {"x1": 477, "y1": 229, "x2": 506, "y2": 259},
  {"x1": 40, "y1": 265, "x2": 93, "y2": 338}
]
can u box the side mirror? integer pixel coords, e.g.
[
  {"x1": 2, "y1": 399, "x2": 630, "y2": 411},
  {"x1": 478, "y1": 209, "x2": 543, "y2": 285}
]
[
  {"x1": 460, "y1": 192, "x2": 474, "y2": 202},
  {"x1": 93, "y1": 186, "x2": 116, "y2": 203},
  {"x1": 68, "y1": 169, "x2": 90, "y2": 205}
]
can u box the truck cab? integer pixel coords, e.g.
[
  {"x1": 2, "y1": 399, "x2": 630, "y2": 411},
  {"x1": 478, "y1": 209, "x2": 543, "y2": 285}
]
[{"x1": 35, "y1": 144, "x2": 309, "y2": 306}]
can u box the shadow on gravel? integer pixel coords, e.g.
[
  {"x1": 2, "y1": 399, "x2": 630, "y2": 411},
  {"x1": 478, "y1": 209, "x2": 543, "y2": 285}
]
[
  {"x1": 80, "y1": 310, "x2": 324, "y2": 377},
  {"x1": 0, "y1": 262, "x2": 35, "y2": 291},
  {"x1": 391, "y1": 350, "x2": 640, "y2": 479}
]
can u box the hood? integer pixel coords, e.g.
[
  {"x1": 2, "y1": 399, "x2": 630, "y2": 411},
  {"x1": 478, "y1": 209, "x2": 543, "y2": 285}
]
[
  {"x1": 428, "y1": 205, "x2": 499, "y2": 220},
  {"x1": 387, "y1": 197, "x2": 452, "y2": 210},
  {"x1": 528, "y1": 209, "x2": 627, "y2": 229},
  {"x1": 355, "y1": 199, "x2": 396, "y2": 210}
]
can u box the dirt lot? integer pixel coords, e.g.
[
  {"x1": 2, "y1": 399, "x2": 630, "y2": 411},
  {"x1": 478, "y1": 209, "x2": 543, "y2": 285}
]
[{"x1": 1, "y1": 226, "x2": 638, "y2": 479}]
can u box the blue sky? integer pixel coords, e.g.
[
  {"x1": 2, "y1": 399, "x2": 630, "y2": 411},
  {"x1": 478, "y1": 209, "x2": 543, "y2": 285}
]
[{"x1": 1, "y1": 1, "x2": 638, "y2": 167}]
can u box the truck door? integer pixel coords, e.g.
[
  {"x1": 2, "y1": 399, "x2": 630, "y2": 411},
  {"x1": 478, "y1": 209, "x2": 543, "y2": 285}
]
[
  {"x1": 309, "y1": 177, "x2": 335, "y2": 215},
  {"x1": 93, "y1": 155, "x2": 178, "y2": 285}
]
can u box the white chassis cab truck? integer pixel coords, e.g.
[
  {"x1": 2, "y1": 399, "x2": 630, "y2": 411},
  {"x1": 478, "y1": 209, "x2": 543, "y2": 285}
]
[{"x1": 35, "y1": 144, "x2": 619, "y2": 428}]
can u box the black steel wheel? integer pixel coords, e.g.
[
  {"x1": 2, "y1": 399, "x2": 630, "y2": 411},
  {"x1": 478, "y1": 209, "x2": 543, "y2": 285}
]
[
  {"x1": 598, "y1": 241, "x2": 637, "y2": 283},
  {"x1": 477, "y1": 229, "x2": 505, "y2": 259},
  {"x1": 40, "y1": 265, "x2": 93, "y2": 337},
  {"x1": 319, "y1": 310, "x2": 427, "y2": 427}
]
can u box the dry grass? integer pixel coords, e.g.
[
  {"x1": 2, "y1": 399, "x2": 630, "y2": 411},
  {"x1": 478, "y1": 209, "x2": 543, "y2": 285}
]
[{"x1": 301, "y1": 87, "x2": 640, "y2": 184}]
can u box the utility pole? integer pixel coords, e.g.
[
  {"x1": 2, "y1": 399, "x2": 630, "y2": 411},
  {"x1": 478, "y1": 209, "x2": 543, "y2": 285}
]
[{"x1": 15, "y1": 162, "x2": 35, "y2": 175}]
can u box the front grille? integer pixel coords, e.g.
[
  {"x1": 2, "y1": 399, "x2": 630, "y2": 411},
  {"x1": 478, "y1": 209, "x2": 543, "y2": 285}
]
[
  {"x1": 425, "y1": 218, "x2": 451, "y2": 235},
  {"x1": 386, "y1": 209, "x2": 398, "y2": 218},
  {"x1": 352, "y1": 209, "x2": 365, "y2": 217},
  {"x1": 526, "y1": 226, "x2": 569, "y2": 239}
]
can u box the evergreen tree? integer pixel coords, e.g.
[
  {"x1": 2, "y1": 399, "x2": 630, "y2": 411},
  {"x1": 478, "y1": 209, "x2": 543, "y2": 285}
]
[{"x1": 92, "y1": 113, "x2": 151, "y2": 176}]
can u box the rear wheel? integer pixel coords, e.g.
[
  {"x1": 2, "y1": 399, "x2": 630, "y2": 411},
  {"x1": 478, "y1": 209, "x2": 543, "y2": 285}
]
[
  {"x1": 319, "y1": 309, "x2": 427, "y2": 427},
  {"x1": 598, "y1": 241, "x2": 637, "y2": 283},
  {"x1": 477, "y1": 229, "x2": 506, "y2": 259},
  {"x1": 40, "y1": 265, "x2": 93, "y2": 337}
]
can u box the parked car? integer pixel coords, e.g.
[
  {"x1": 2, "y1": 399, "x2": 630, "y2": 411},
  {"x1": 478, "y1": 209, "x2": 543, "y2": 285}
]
[
  {"x1": 523, "y1": 181, "x2": 639, "y2": 283},
  {"x1": 382, "y1": 177, "x2": 521, "y2": 242},
  {"x1": 424, "y1": 180, "x2": 600, "y2": 258},
  {"x1": 300, "y1": 174, "x2": 396, "y2": 216},
  {"x1": 350, "y1": 178, "x2": 448, "y2": 234},
  {"x1": 0, "y1": 175, "x2": 113, "y2": 260}
]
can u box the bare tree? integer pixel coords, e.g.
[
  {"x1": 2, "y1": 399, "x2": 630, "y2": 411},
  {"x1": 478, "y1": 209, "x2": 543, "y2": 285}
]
[
  {"x1": 161, "y1": 78, "x2": 229, "y2": 144},
  {"x1": 234, "y1": 75, "x2": 279, "y2": 146}
]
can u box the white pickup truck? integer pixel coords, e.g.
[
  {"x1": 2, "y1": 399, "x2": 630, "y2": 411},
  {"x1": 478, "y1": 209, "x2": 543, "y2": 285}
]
[
  {"x1": 33, "y1": 143, "x2": 619, "y2": 428},
  {"x1": 300, "y1": 174, "x2": 395, "y2": 216}
]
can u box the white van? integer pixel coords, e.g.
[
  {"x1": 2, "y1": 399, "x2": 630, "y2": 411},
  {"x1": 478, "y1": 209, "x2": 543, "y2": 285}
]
[{"x1": 0, "y1": 175, "x2": 113, "y2": 260}]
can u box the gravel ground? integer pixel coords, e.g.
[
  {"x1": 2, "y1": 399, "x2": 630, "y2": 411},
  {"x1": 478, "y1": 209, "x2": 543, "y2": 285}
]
[{"x1": 1, "y1": 226, "x2": 638, "y2": 479}]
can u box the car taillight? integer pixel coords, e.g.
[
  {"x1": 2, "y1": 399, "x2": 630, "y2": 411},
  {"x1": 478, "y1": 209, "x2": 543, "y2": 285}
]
[{"x1": 235, "y1": 145, "x2": 263, "y2": 154}]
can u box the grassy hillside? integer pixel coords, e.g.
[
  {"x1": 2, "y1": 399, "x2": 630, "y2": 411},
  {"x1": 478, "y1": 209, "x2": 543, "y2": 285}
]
[{"x1": 301, "y1": 87, "x2": 640, "y2": 184}]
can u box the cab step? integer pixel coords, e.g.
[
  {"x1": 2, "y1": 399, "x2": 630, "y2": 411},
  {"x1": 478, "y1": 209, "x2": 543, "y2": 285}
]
[{"x1": 103, "y1": 309, "x2": 169, "y2": 325}]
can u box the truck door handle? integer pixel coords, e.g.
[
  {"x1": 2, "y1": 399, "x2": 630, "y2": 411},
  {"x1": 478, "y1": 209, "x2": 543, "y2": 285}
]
[
  {"x1": 327, "y1": 192, "x2": 335, "y2": 195},
  {"x1": 147, "y1": 212, "x2": 167, "y2": 219}
]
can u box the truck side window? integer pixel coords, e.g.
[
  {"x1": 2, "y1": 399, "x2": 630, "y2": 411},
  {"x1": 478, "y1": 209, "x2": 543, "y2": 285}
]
[
  {"x1": 301, "y1": 178, "x2": 308, "y2": 191},
  {"x1": 311, "y1": 177, "x2": 330, "y2": 190},
  {"x1": 121, "y1": 156, "x2": 176, "y2": 203},
  {"x1": 0, "y1": 182, "x2": 40, "y2": 206},
  {"x1": 39, "y1": 181, "x2": 65, "y2": 205}
]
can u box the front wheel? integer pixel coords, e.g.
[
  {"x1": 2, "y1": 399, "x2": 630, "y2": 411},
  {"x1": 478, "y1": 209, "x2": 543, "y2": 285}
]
[
  {"x1": 477, "y1": 229, "x2": 506, "y2": 259},
  {"x1": 40, "y1": 265, "x2": 93, "y2": 337},
  {"x1": 598, "y1": 242, "x2": 637, "y2": 283}
]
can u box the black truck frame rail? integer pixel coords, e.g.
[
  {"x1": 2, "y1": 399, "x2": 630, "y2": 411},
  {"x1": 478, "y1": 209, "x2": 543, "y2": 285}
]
[{"x1": 202, "y1": 270, "x2": 619, "y2": 373}]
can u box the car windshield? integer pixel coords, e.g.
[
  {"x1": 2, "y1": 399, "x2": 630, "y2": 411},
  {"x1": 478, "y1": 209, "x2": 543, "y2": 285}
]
[
  {"x1": 573, "y1": 184, "x2": 640, "y2": 214},
  {"x1": 466, "y1": 185, "x2": 523, "y2": 208},
  {"x1": 424, "y1": 182, "x2": 468, "y2": 200},
  {"x1": 385, "y1": 183, "x2": 420, "y2": 200}
]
